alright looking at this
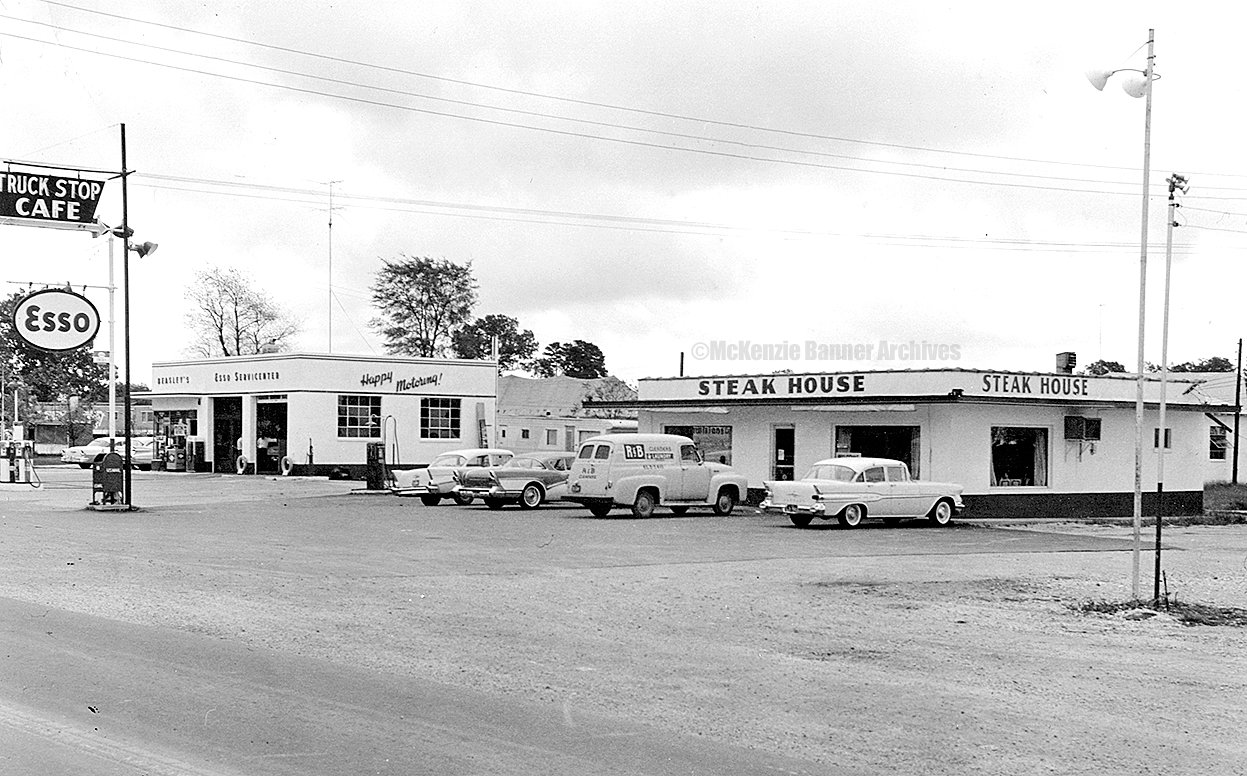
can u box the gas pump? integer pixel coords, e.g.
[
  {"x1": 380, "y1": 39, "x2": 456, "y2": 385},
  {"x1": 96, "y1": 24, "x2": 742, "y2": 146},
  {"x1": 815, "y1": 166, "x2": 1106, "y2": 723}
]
[
  {"x1": 1, "y1": 439, "x2": 37, "y2": 485},
  {"x1": 165, "y1": 424, "x2": 189, "y2": 472}
]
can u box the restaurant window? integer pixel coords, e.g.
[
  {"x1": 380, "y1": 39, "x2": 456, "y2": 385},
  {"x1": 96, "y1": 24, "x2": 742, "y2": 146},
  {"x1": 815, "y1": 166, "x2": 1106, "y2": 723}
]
[
  {"x1": 1210, "y1": 426, "x2": 1228, "y2": 460},
  {"x1": 521, "y1": 429, "x2": 531, "y2": 439},
  {"x1": 546, "y1": 429, "x2": 558, "y2": 446},
  {"x1": 1153, "y1": 428, "x2": 1172, "y2": 449},
  {"x1": 835, "y1": 425, "x2": 921, "y2": 478},
  {"x1": 990, "y1": 427, "x2": 1048, "y2": 487},
  {"x1": 338, "y1": 395, "x2": 381, "y2": 438},
  {"x1": 420, "y1": 398, "x2": 461, "y2": 439},
  {"x1": 664, "y1": 425, "x2": 733, "y2": 465}
]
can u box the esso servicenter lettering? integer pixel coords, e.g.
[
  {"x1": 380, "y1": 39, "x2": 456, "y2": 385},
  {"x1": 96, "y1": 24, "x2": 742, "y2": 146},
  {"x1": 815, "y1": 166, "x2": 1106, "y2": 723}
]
[{"x1": 23, "y1": 305, "x2": 93, "y2": 333}]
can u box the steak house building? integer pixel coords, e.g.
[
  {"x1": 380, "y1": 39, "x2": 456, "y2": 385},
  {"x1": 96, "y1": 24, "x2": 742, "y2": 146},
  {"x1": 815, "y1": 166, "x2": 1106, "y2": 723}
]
[{"x1": 612, "y1": 368, "x2": 1229, "y2": 517}]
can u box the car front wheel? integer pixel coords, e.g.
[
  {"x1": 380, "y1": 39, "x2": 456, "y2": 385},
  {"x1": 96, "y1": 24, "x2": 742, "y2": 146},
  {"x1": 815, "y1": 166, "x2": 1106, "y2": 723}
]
[
  {"x1": 484, "y1": 498, "x2": 505, "y2": 510},
  {"x1": 453, "y1": 491, "x2": 474, "y2": 506},
  {"x1": 838, "y1": 504, "x2": 864, "y2": 528},
  {"x1": 929, "y1": 499, "x2": 954, "y2": 526},
  {"x1": 518, "y1": 483, "x2": 544, "y2": 510},
  {"x1": 712, "y1": 489, "x2": 736, "y2": 516},
  {"x1": 420, "y1": 495, "x2": 443, "y2": 507},
  {"x1": 790, "y1": 514, "x2": 813, "y2": 528},
  {"x1": 631, "y1": 491, "x2": 657, "y2": 519}
]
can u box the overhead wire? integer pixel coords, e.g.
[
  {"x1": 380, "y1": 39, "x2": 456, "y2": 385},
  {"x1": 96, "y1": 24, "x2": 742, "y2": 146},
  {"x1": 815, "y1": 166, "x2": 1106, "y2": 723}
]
[
  {"x1": 14, "y1": 11, "x2": 1247, "y2": 198},
  {"x1": 2, "y1": 27, "x2": 1164, "y2": 197},
  {"x1": 8, "y1": 6, "x2": 1247, "y2": 254},
  {"x1": 37, "y1": 0, "x2": 1193, "y2": 176}
]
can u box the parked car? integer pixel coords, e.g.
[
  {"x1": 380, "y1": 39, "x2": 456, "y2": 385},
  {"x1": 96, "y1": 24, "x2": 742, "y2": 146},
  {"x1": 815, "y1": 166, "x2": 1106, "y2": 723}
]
[
  {"x1": 402, "y1": 448, "x2": 513, "y2": 506},
  {"x1": 761, "y1": 457, "x2": 964, "y2": 528},
  {"x1": 61, "y1": 436, "x2": 156, "y2": 471},
  {"x1": 458, "y1": 451, "x2": 577, "y2": 510},
  {"x1": 564, "y1": 433, "x2": 748, "y2": 518}
]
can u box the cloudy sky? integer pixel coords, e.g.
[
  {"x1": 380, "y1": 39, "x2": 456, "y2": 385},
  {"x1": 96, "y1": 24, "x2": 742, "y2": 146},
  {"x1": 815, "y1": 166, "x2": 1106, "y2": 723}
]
[{"x1": 3, "y1": 1, "x2": 1247, "y2": 384}]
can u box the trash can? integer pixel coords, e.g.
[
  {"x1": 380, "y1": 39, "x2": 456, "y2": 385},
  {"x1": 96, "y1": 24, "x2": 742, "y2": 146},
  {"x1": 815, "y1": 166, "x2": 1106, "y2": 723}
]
[{"x1": 92, "y1": 452, "x2": 125, "y2": 505}]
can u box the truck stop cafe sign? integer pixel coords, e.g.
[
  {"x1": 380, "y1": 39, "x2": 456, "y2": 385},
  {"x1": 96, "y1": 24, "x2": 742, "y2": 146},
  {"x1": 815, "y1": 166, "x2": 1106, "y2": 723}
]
[
  {"x1": 12, "y1": 288, "x2": 101, "y2": 352},
  {"x1": 1, "y1": 171, "x2": 106, "y2": 224}
]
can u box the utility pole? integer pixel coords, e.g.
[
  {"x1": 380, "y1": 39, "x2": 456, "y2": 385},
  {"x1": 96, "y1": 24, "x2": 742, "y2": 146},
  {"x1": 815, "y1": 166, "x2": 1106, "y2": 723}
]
[
  {"x1": 327, "y1": 180, "x2": 341, "y2": 354},
  {"x1": 1154, "y1": 172, "x2": 1186, "y2": 603},
  {"x1": 1235, "y1": 338, "x2": 1243, "y2": 485}
]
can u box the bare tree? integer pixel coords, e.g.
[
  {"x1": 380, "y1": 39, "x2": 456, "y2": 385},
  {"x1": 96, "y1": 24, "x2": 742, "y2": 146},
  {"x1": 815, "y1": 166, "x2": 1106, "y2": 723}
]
[{"x1": 184, "y1": 267, "x2": 301, "y2": 357}]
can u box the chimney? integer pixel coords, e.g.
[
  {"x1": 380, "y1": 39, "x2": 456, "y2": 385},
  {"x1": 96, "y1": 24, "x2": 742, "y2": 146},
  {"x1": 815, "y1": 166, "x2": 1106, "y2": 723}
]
[{"x1": 1055, "y1": 352, "x2": 1077, "y2": 374}]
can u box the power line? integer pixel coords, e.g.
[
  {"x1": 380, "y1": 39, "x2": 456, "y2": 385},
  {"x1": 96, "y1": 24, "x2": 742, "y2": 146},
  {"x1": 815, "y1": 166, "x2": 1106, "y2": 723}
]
[
  {"x1": 133, "y1": 176, "x2": 1222, "y2": 253},
  {"x1": 30, "y1": 2, "x2": 1247, "y2": 187},
  {"x1": 36, "y1": 0, "x2": 1185, "y2": 176},
  {"x1": 3, "y1": 27, "x2": 1156, "y2": 196},
  {"x1": 10, "y1": 14, "x2": 1173, "y2": 190}
]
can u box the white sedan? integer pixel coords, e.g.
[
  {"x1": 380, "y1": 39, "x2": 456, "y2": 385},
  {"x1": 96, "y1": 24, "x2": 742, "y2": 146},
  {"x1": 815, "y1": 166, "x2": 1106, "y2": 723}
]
[
  {"x1": 761, "y1": 457, "x2": 964, "y2": 528},
  {"x1": 399, "y1": 448, "x2": 513, "y2": 506},
  {"x1": 61, "y1": 436, "x2": 156, "y2": 470}
]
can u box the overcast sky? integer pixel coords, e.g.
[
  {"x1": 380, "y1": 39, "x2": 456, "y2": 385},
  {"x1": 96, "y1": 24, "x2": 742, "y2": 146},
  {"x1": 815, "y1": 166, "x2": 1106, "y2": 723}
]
[{"x1": 4, "y1": 1, "x2": 1247, "y2": 384}]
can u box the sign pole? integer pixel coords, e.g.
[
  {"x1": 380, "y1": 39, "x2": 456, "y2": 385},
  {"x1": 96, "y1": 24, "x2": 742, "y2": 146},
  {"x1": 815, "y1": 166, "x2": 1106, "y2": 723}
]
[
  {"x1": 108, "y1": 235, "x2": 117, "y2": 442},
  {"x1": 120, "y1": 124, "x2": 132, "y2": 507}
]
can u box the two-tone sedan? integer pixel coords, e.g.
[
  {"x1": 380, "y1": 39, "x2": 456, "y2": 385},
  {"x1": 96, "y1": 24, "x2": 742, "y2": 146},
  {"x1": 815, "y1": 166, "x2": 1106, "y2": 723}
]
[
  {"x1": 761, "y1": 457, "x2": 964, "y2": 528},
  {"x1": 61, "y1": 436, "x2": 156, "y2": 471},
  {"x1": 458, "y1": 451, "x2": 577, "y2": 510},
  {"x1": 401, "y1": 448, "x2": 513, "y2": 507}
]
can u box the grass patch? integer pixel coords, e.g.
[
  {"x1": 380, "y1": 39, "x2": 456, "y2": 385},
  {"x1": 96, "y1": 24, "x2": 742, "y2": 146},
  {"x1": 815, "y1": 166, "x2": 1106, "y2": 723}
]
[
  {"x1": 1204, "y1": 481, "x2": 1247, "y2": 512},
  {"x1": 1074, "y1": 599, "x2": 1247, "y2": 627}
]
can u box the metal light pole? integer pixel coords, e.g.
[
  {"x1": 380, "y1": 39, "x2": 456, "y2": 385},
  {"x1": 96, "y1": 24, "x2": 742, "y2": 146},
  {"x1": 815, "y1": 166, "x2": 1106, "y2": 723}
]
[
  {"x1": 108, "y1": 234, "x2": 117, "y2": 442},
  {"x1": 1087, "y1": 29, "x2": 1156, "y2": 599},
  {"x1": 1154, "y1": 173, "x2": 1188, "y2": 603},
  {"x1": 120, "y1": 124, "x2": 133, "y2": 507}
]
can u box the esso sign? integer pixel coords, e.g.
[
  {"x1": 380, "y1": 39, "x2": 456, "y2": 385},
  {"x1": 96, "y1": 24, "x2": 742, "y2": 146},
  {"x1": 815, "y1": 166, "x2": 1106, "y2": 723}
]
[{"x1": 12, "y1": 288, "x2": 102, "y2": 352}]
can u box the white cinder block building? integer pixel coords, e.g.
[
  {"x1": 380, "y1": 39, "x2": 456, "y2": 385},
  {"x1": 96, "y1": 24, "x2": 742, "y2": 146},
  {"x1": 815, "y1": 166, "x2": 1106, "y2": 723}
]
[
  {"x1": 606, "y1": 368, "x2": 1229, "y2": 518},
  {"x1": 150, "y1": 353, "x2": 497, "y2": 476}
]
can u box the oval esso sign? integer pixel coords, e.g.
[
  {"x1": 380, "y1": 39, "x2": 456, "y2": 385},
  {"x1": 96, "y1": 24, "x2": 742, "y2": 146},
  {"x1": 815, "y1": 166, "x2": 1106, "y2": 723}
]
[{"x1": 12, "y1": 288, "x2": 102, "y2": 352}]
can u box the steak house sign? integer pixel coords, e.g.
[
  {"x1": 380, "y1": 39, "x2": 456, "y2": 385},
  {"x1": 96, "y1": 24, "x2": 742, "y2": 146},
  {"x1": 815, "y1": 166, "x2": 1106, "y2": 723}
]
[
  {"x1": 646, "y1": 371, "x2": 1139, "y2": 403},
  {"x1": 1, "y1": 170, "x2": 107, "y2": 224}
]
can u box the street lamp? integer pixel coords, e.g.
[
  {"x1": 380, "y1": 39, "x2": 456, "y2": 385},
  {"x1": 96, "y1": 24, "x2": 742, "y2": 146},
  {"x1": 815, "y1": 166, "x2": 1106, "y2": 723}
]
[
  {"x1": 1154, "y1": 172, "x2": 1188, "y2": 603},
  {"x1": 1087, "y1": 29, "x2": 1156, "y2": 600},
  {"x1": 94, "y1": 221, "x2": 157, "y2": 508}
]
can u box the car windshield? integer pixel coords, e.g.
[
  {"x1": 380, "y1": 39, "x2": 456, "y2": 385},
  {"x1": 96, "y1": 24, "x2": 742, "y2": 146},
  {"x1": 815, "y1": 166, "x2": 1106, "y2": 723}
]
[
  {"x1": 431, "y1": 455, "x2": 464, "y2": 467},
  {"x1": 804, "y1": 464, "x2": 856, "y2": 482}
]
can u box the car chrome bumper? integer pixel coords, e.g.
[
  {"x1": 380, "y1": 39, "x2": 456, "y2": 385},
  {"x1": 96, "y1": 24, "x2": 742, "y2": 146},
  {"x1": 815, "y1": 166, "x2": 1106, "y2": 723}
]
[
  {"x1": 460, "y1": 485, "x2": 518, "y2": 499},
  {"x1": 760, "y1": 500, "x2": 826, "y2": 515}
]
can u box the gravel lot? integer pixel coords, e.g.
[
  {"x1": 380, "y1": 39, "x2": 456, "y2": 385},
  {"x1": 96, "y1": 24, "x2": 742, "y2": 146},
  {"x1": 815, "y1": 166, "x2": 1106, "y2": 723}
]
[{"x1": 3, "y1": 469, "x2": 1246, "y2": 775}]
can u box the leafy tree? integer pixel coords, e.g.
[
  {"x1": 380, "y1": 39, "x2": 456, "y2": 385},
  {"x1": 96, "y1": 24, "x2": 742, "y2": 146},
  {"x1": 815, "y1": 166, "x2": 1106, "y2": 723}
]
[
  {"x1": 1082, "y1": 359, "x2": 1127, "y2": 376},
  {"x1": 1170, "y1": 356, "x2": 1235, "y2": 373},
  {"x1": 184, "y1": 267, "x2": 300, "y2": 357},
  {"x1": 530, "y1": 340, "x2": 608, "y2": 379},
  {"x1": 452, "y1": 314, "x2": 537, "y2": 370},
  {"x1": 370, "y1": 255, "x2": 477, "y2": 357},
  {"x1": 582, "y1": 375, "x2": 637, "y2": 419}
]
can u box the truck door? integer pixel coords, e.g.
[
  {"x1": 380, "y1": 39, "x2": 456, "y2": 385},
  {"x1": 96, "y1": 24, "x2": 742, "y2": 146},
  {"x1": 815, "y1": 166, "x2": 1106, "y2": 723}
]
[{"x1": 678, "y1": 444, "x2": 711, "y2": 501}]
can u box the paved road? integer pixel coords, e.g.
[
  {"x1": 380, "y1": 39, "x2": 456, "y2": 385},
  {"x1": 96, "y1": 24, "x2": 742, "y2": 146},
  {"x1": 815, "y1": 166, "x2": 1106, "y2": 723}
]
[{"x1": 0, "y1": 467, "x2": 1145, "y2": 775}]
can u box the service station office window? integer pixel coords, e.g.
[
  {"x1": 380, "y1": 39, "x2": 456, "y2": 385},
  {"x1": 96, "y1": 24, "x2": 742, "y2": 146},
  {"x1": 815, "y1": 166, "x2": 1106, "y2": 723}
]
[
  {"x1": 421, "y1": 397, "x2": 461, "y2": 439},
  {"x1": 990, "y1": 427, "x2": 1049, "y2": 487},
  {"x1": 1210, "y1": 425, "x2": 1228, "y2": 461},
  {"x1": 338, "y1": 395, "x2": 381, "y2": 438}
]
